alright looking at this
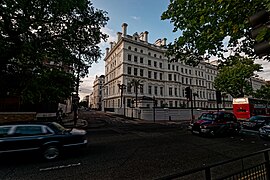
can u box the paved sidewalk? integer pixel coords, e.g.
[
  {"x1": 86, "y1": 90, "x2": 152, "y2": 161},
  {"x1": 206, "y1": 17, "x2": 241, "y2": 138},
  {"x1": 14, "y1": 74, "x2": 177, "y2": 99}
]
[{"x1": 61, "y1": 114, "x2": 88, "y2": 128}]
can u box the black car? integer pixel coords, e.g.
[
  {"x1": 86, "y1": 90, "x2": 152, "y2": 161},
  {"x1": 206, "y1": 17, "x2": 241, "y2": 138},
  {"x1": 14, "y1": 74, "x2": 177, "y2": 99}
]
[
  {"x1": 259, "y1": 124, "x2": 270, "y2": 139},
  {"x1": 189, "y1": 111, "x2": 240, "y2": 136},
  {"x1": 242, "y1": 115, "x2": 270, "y2": 131},
  {"x1": 0, "y1": 122, "x2": 87, "y2": 160}
]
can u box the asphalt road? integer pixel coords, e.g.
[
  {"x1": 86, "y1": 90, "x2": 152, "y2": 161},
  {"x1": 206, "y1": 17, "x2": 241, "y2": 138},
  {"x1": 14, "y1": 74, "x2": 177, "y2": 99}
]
[{"x1": 1, "y1": 111, "x2": 270, "y2": 180}]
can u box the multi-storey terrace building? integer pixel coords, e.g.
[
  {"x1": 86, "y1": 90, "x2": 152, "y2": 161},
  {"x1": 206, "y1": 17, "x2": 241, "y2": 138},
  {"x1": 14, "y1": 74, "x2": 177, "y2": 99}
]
[
  {"x1": 92, "y1": 75, "x2": 105, "y2": 110},
  {"x1": 89, "y1": 91, "x2": 94, "y2": 109},
  {"x1": 102, "y1": 23, "x2": 265, "y2": 111}
]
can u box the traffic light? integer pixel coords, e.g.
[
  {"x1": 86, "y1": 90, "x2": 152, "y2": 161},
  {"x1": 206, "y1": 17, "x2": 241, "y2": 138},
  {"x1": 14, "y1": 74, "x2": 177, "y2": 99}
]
[
  {"x1": 249, "y1": 10, "x2": 270, "y2": 56},
  {"x1": 216, "y1": 90, "x2": 222, "y2": 104},
  {"x1": 185, "y1": 87, "x2": 192, "y2": 100}
]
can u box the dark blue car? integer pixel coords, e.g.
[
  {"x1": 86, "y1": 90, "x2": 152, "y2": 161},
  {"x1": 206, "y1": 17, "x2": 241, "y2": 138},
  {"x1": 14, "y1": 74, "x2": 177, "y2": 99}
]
[
  {"x1": 242, "y1": 115, "x2": 270, "y2": 131},
  {"x1": 0, "y1": 122, "x2": 87, "y2": 160}
]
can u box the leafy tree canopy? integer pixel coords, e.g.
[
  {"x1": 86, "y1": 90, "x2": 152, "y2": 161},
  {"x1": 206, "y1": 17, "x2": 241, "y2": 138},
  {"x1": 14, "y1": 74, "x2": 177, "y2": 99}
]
[
  {"x1": 214, "y1": 56, "x2": 262, "y2": 98},
  {"x1": 0, "y1": 0, "x2": 109, "y2": 104},
  {"x1": 253, "y1": 84, "x2": 270, "y2": 99},
  {"x1": 162, "y1": 0, "x2": 270, "y2": 66}
]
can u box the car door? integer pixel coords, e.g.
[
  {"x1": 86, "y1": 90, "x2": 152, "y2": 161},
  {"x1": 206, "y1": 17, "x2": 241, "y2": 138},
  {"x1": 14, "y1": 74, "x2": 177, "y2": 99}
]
[
  {"x1": 0, "y1": 126, "x2": 13, "y2": 153},
  {"x1": 5, "y1": 125, "x2": 46, "y2": 152},
  {"x1": 256, "y1": 117, "x2": 265, "y2": 129},
  {"x1": 213, "y1": 113, "x2": 226, "y2": 133},
  {"x1": 225, "y1": 113, "x2": 237, "y2": 129}
]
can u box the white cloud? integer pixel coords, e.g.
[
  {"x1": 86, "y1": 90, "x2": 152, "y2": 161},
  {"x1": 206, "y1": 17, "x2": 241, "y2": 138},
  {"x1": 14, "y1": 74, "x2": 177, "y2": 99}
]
[
  {"x1": 78, "y1": 26, "x2": 117, "y2": 100},
  {"x1": 99, "y1": 27, "x2": 118, "y2": 49},
  {"x1": 131, "y1": 16, "x2": 140, "y2": 20},
  {"x1": 79, "y1": 76, "x2": 95, "y2": 99},
  {"x1": 255, "y1": 59, "x2": 270, "y2": 80}
]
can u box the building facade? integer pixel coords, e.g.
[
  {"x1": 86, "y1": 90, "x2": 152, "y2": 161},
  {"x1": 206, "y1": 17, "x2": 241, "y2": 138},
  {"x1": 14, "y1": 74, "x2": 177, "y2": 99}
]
[
  {"x1": 89, "y1": 92, "x2": 94, "y2": 109},
  {"x1": 92, "y1": 75, "x2": 105, "y2": 110},
  {"x1": 102, "y1": 23, "x2": 265, "y2": 111}
]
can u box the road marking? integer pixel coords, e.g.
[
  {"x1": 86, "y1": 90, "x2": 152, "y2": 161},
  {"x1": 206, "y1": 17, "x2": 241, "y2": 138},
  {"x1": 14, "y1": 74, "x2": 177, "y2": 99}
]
[{"x1": 39, "y1": 163, "x2": 81, "y2": 172}]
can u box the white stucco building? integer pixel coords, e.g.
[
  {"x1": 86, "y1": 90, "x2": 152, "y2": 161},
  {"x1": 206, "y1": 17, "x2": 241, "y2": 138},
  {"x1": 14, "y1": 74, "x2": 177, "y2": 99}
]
[
  {"x1": 92, "y1": 75, "x2": 105, "y2": 110},
  {"x1": 102, "y1": 23, "x2": 266, "y2": 113}
]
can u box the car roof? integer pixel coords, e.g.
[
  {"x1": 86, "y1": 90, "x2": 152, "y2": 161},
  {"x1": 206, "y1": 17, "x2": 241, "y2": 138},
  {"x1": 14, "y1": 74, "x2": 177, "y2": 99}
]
[
  {"x1": 252, "y1": 115, "x2": 270, "y2": 117},
  {"x1": 0, "y1": 121, "x2": 54, "y2": 126},
  {"x1": 203, "y1": 111, "x2": 232, "y2": 115}
]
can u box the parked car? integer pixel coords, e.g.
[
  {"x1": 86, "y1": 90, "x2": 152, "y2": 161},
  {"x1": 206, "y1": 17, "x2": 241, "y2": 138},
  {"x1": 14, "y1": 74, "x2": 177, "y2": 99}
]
[
  {"x1": 242, "y1": 115, "x2": 270, "y2": 131},
  {"x1": 0, "y1": 122, "x2": 87, "y2": 160},
  {"x1": 189, "y1": 111, "x2": 240, "y2": 136},
  {"x1": 259, "y1": 124, "x2": 270, "y2": 139}
]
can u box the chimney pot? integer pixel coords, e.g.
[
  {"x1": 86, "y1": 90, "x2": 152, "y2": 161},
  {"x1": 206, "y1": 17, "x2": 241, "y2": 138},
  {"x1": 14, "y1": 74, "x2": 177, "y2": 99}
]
[
  {"x1": 106, "y1": 48, "x2": 109, "y2": 56},
  {"x1": 117, "y1": 32, "x2": 122, "y2": 42},
  {"x1": 143, "y1": 31, "x2": 148, "y2": 42},
  {"x1": 122, "y1": 23, "x2": 128, "y2": 37}
]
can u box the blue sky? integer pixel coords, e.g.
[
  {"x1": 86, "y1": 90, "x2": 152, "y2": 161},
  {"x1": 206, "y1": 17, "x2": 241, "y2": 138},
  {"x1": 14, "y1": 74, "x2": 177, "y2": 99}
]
[
  {"x1": 80, "y1": 0, "x2": 180, "y2": 98},
  {"x1": 79, "y1": 0, "x2": 270, "y2": 99}
]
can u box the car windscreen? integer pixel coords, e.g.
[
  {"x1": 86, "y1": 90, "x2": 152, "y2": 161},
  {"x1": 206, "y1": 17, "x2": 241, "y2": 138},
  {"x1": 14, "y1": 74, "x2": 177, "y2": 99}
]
[
  {"x1": 50, "y1": 122, "x2": 67, "y2": 133},
  {"x1": 250, "y1": 116, "x2": 270, "y2": 122},
  {"x1": 0, "y1": 126, "x2": 11, "y2": 137},
  {"x1": 198, "y1": 113, "x2": 218, "y2": 121}
]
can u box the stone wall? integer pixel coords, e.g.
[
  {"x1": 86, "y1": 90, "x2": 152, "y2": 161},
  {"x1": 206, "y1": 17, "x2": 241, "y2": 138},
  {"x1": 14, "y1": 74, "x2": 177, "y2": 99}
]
[{"x1": 0, "y1": 112, "x2": 36, "y2": 123}]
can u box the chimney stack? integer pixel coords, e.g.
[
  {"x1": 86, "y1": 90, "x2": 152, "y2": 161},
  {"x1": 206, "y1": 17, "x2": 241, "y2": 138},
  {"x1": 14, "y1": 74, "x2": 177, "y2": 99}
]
[
  {"x1": 110, "y1": 42, "x2": 113, "y2": 49},
  {"x1": 106, "y1": 48, "x2": 109, "y2": 56},
  {"x1": 154, "y1": 39, "x2": 161, "y2": 46},
  {"x1": 122, "y1": 23, "x2": 128, "y2": 37},
  {"x1": 117, "y1": 32, "x2": 122, "y2": 42},
  {"x1": 139, "y1": 32, "x2": 144, "y2": 41},
  {"x1": 161, "y1": 38, "x2": 167, "y2": 46},
  {"x1": 143, "y1": 31, "x2": 148, "y2": 42}
]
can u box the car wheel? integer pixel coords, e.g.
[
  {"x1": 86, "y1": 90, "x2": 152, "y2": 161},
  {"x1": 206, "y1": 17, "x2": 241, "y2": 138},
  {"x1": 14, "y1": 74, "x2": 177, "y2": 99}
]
[
  {"x1": 43, "y1": 146, "x2": 60, "y2": 160},
  {"x1": 235, "y1": 127, "x2": 241, "y2": 135}
]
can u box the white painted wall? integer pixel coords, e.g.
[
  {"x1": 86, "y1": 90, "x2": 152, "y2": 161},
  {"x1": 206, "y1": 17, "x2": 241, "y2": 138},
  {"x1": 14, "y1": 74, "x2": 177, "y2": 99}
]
[{"x1": 114, "y1": 108, "x2": 232, "y2": 121}]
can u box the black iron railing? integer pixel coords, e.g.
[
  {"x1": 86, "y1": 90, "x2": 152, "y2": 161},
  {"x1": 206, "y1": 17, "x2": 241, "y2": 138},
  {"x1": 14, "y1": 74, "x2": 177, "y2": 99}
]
[{"x1": 157, "y1": 148, "x2": 270, "y2": 180}]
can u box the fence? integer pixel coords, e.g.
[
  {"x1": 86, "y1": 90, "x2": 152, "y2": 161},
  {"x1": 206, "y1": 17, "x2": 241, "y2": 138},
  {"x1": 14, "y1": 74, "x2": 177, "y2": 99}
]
[{"x1": 157, "y1": 148, "x2": 270, "y2": 180}]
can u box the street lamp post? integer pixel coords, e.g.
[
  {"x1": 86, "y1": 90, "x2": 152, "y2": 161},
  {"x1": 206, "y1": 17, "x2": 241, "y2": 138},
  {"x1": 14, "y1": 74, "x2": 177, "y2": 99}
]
[
  {"x1": 130, "y1": 79, "x2": 143, "y2": 108},
  {"x1": 222, "y1": 93, "x2": 227, "y2": 109},
  {"x1": 153, "y1": 96, "x2": 156, "y2": 123},
  {"x1": 118, "y1": 84, "x2": 126, "y2": 116},
  {"x1": 193, "y1": 93, "x2": 198, "y2": 109}
]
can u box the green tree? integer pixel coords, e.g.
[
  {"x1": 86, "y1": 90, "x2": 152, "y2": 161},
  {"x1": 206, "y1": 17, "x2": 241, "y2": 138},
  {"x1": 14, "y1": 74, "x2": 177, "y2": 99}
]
[
  {"x1": 214, "y1": 56, "x2": 262, "y2": 98},
  {"x1": 253, "y1": 84, "x2": 270, "y2": 99},
  {"x1": 0, "y1": 0, "x2": 109, "y2": 105},
  {"x1": 161, "y1": 0, "x2": 270, "y2": 65},
  {"x1": 79, "y1": 100, "x2": 89, "y2": 108}
]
